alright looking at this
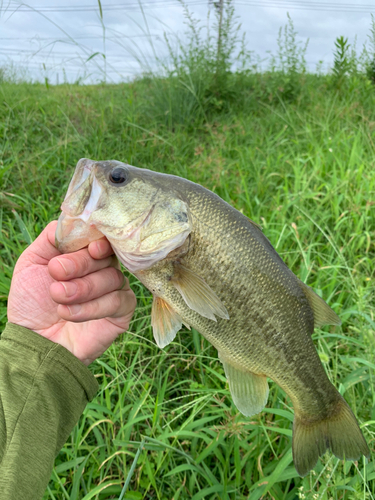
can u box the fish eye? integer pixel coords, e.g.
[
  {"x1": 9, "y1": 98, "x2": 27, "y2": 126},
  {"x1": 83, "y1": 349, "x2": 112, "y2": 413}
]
[{"x1": 109, "y1": 167, "x2": 128, "y2": 185}]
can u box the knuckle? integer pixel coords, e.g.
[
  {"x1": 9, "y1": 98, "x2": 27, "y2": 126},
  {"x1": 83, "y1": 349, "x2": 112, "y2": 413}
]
[
  {"x1": 78, "y1": 252, "x2": 91, "y2": 275},
  {"x1": 122, "y1": 289, "x2": 137, "y2": 313},
  {"x1": 116, "y1": 270, "x2": 126, "y2": 288},
  {"x1": 84, "y1": 299, "x2": 99, "y2": 319},
  {"x1": 112, "y1": 292, "x2": 123, "y2": 311},
  {"x1": 80, "y1": 275, "x2": 95, "y2": 297},
  {"x1": 107, "y1": 267, "x2": 124, "y2": 289}
]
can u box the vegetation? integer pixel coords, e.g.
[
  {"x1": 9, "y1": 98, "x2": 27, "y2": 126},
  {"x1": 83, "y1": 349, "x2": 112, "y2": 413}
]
[{"x1": 0, "y1": 3, "x2": 375, "y2": 499}]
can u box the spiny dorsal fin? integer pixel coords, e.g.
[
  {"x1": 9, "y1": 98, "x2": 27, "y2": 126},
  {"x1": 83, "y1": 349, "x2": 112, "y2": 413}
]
[
  {"x1": 246, "y1": 217, "x2": 263, "y2": 231},
  {"x1": 219, "y1": 352, "x2": 269, "y2": 417},
  {"x1": 151, "y1": 297, "x2": 183, "y2": 348},
  {"x1": 171, "y1": 263, "x2": 229, "y2": 321},
  {"x1": 301, "y1": 283, "x2": 341, "y2": 329}
]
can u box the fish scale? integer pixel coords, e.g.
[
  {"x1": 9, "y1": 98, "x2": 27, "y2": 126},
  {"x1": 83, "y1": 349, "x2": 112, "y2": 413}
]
[{"x1": 56, "y1": 158, "x2": 370, "y2": 477}]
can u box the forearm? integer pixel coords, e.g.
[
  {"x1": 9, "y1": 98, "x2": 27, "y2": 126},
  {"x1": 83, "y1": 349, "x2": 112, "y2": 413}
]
[{"x1": 0, "y1": 323, "x2": 98, "y2": 500}]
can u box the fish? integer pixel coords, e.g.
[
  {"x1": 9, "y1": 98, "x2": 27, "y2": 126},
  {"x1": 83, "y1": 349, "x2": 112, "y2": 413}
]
[{"x1": 56, "y1": 158, "x2": 370, "y2": 476}]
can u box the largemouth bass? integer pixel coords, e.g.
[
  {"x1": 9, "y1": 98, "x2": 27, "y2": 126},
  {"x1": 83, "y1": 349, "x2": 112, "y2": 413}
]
[{"x1": 56, "y1": 158, "x2": 370, "y2": 476}]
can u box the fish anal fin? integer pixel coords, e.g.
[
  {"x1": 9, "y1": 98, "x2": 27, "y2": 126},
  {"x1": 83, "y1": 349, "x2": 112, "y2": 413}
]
[
  {"x1": 151, "y1": 296, "x2": 182, "y2": 348},
  {"x1": 293, "y1": 396, "x2": 370, "y2": 477},
  {"x1": 171, "y1": 263, "x2": 229, "y2": 321},
  {"x1": 301, "y1": 283, "x2": 341, "y2": 329},
  {"x1": 219, "y1": 353, "x2": 269, "y2": 417}
]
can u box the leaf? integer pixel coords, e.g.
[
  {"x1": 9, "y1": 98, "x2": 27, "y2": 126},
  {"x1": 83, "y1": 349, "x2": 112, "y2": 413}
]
[
  {"x1": 54, "y1": 457, "x2": 85, "y2": 474},
  {"x1": 191, "y1": 484, "x2": 230, "y2": 500},
  {"x1": 81, "y1": 481, "x2": 122, "y2": 499},
  {"x1": 341, "y1": 356, "x2": 375, "y2": 371},
  {"x1": 263, "y1": 408, "x2": 294, "y2": 422},
  {"x1": 0, "y1": 275, "x2": 11, "y2": 295},
  {"x1": 164, "y1": 464, "x2": 200, "y2": 477},
  {"x1": 260, "y1": 425, "x2": 293, "y2": 437},
  {"x1": 97, "y1": 0, "x2": 103, "y2": 19},
  {"x1": 249, "y1": 449, "x2": 294, "y2": 500},
  {"x1": 85, "y1": 52, "x2": 105, "y2": 63},
  {"x1": 12, "y1": 210, "x2": 33, "y2": 245},
  {"x1": 119, "y1": 440, "x2": 145, "y2": 500}
]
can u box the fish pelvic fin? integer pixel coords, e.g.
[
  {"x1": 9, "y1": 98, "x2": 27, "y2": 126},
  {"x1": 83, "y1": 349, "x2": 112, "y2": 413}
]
[
  {"x1": 301, "y1": 283, "x2": 341, "y2": 329},
  {"x1": 171, "y1": 263, "x2": 229, "y2": 321},
  {"x1": 151, "y1": 297, "x2": 183, "y2": 348},
  {"x1": 219, "y1": 353, "x2": 269, "y2": 417},
  {"x1": 293, "y1": 396, "x2": 370, "y2": 477}
]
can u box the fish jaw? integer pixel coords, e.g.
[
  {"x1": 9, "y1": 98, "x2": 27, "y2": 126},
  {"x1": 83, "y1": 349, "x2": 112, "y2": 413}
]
[
  {"x1": 64, "y1": 158, "x2": 96, "y2": 204},
  {"x1": 55, "y1": 212, "x2": 104, "y2": 253},
  {"x1": 56, "y1": 158, "x2": 193, "y2": 271},
  {"x1": 56, "y1": 164, "x2": 105, "y2": 253}
]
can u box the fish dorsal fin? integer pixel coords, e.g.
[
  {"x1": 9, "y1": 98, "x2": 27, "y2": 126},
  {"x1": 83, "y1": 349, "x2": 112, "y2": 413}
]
[
  {"x1": 151, "y1": 297, "x2": 182, "y2": 348},
  {"x1": 171, "y1": 263, "x2": 229, "y2": 321},
  {"x1": 219, "y1": 353, "x2": 269, "y2": 417},
  {"x1": 246, "y1": 217, "x2": 263, "y2": 231},
  {"x1": 301, "y1": 283, "x2": 341, "y2": 329}
]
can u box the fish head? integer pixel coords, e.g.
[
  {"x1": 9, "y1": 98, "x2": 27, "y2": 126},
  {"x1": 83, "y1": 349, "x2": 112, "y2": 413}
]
[{"x1": 56, "y1": 158, "x2": 192, "y2": 272}]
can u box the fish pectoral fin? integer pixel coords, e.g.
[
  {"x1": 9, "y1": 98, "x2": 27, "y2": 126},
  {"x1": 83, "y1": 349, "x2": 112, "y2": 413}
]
[
  {"x1": 219, "y1": 353, "x2": 269, "y2": 417},
  {"x1": 171, "y1": 263, "x2": 229, "y2": 321},
  {"x1": 301, "y1": 283, "x2": 341, "y2": 329},
  {"x1": 151, "y1": 297, "x2": 183, "y2": 348}
]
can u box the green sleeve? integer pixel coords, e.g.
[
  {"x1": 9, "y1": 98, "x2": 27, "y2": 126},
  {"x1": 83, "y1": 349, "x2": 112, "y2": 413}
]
[{"x1": 0, "y1": 323, "x2": 99, "y2": 500}]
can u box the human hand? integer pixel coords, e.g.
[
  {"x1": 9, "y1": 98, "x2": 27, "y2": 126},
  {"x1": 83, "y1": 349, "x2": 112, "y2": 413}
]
[{"x1": 7, "y1": 221, "x2": 136, "y2": 366}]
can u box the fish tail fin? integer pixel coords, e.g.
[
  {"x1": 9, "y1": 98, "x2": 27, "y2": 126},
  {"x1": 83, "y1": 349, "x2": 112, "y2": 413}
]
[{"x1": 293, "y1": 396, "x2": 370, "y2": 476}]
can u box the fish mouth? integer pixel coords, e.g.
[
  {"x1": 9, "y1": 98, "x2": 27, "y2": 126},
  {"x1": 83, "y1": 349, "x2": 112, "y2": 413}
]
[
  {"x1": 55, "y1": 213, "x2": 104, "y2": 253},
  {"x1": 55, "y1": 172, "x2": 154, "y2": 254},
  {"x1": 56, "y1": 163, "x2": 104, "y2": 253},
  {"x1": 63, "y1": 158, "x2": 96, "y2": 203}
]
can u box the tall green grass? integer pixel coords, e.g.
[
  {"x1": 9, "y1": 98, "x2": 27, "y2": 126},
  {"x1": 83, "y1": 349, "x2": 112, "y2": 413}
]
[{"x1": 1, "y1": 5, "x2": 375, "y2": 499}]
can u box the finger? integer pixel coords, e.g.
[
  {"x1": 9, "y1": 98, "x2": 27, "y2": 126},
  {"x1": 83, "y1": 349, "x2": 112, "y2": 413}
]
[
  {"x1": 48, "y1": 247, "x2": 118, "y2": 281},
  {"x1": 57, "y1": 288, "x2": 137, "y2": 323},
  {"x1": 88, "y1": 238, "x2": 114, "y2": 260},
  {"x1": 50, "y1": 267, "x2": 127, "y2": 305}
]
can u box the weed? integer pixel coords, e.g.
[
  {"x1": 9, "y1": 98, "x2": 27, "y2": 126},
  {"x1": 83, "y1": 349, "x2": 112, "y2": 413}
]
[
  {"x1": 138, "y1": 0, "x2": 252, "y2": 125},
  {"x1": 332, "y1": 36, "x2": 352, "y2": 89},
  {"x1": 365, "y1": 15, "x2": 375, "y2": 83}
]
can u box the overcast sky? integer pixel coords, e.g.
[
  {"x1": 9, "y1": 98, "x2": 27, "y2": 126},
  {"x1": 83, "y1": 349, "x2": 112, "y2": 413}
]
[{"x1": 0, "y1": 0, "x2": 374, "y2": 83}]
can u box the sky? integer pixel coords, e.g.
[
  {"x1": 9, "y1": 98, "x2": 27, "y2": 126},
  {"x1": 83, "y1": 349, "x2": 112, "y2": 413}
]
[{"x1": 0, "y1": 0, "x2": 374, "y2": 83}]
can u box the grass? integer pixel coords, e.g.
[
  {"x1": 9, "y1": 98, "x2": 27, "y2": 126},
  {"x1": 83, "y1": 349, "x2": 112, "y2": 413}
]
[{"x1": 0, "y1": 70, "x2": 375, "y2": 499}]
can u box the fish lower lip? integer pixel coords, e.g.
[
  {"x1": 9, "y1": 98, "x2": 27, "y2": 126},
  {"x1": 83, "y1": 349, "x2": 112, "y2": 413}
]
[{"x1": 55, "y1": 212, "x2": 103, "y2": 253}]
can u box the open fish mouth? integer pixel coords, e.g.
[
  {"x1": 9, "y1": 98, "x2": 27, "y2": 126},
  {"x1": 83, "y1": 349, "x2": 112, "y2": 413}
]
[
  {"x1": 55, "y1": 213, "x2": 104, "y2": 253},
  {"x1": 55, "y1": 160, "x2": 104, "y2": 253},
  {"x1": 55, "y1": 171, "x2": 155, "y2": 254},
  {"x1": 56, "y1": 158, "x2": 192, "y2": 272},
  {"x1": 61, "y1": 176, "x2": 103, "y2": 222},
  {"x1": 63, "y1": 158, "x2": 96, "y2": 203}
]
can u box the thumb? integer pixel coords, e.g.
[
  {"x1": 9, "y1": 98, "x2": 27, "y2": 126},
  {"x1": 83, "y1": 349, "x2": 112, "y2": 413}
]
[{"x1": 24, "y1": 221, "x2": 61, "y2": 263}]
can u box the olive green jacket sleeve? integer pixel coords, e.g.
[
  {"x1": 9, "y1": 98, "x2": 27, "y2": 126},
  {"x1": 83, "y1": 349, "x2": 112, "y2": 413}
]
[{"x1": 0, "y1": 323, "x2": 99, "y2": 500}]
